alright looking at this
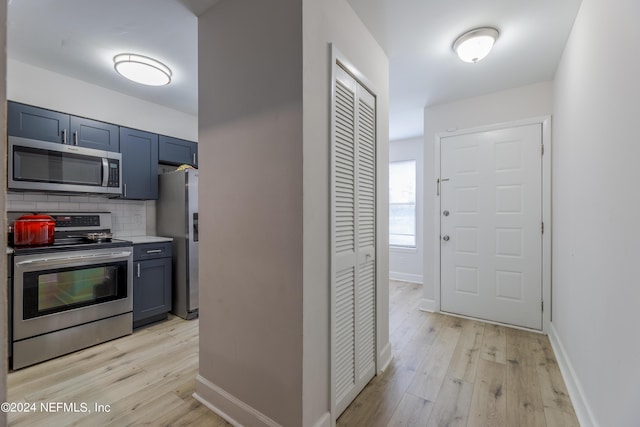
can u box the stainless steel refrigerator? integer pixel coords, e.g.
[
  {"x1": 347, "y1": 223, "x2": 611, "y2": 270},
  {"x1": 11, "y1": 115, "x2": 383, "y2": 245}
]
[{"x1": 157, "y1": 169, "x2": 199, "y2": 319}]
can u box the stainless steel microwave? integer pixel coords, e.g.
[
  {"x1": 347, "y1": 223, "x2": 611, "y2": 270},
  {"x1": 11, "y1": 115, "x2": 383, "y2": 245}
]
[{"x1": 8, "y1": 136, "x2": 122, "y2": 195}]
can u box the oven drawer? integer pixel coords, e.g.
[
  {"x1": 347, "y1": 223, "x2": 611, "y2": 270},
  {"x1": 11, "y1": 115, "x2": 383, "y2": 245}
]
[{"x1": 134, "y1": 242, "x2": 172, "y2": 261}]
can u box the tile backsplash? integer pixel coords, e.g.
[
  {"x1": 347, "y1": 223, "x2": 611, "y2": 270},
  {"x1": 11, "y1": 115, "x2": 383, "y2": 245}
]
[{"x1": 7, "y1": 192, "x2": 156, "y2": 237}]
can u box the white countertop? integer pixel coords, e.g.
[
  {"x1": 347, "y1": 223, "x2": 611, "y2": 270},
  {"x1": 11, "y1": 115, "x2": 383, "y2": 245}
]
[
  {"x1": 5, "y1": 237, "x2": 172, "y2": 252},
  {"x1": 125, "y1": 236, "x2": 173, "y2": 244}
]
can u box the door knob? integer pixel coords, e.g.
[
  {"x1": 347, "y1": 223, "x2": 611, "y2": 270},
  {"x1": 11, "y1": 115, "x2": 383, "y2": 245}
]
[
  {"x1": 443, "y1": 210, "x2": 450, "y2": 216},
  {"x1": 442, "y1": 235, "x2": 450, "y2": 241}
]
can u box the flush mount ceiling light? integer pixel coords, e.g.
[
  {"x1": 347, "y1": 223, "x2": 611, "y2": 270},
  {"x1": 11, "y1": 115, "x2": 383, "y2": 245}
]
[
  {"x1": 453, "y1": 27, "x2": 499, "y2": 63},
  {"x1": 113, "y1": 53, "x2": 172, "y2": 86}
]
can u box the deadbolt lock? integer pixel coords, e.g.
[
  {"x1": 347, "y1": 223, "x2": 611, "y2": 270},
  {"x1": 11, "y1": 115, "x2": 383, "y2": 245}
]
[
  {"x1": 443, "y1": 210, "x2": 450, "y2": 216},
  {"x1": 442, "y1": 235, "x2": 450, "y2": 241}
]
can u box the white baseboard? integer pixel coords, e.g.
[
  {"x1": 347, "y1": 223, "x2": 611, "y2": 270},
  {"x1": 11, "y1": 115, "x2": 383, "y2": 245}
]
[
  {"x1": 378, "y1": 341, "x2": 392, "y2": 373},
  {"x1": 194, "y1": 374, "x2": 281, "y2": 427},
  {"x1": 548, "y1": 323, "x2": 599, "y2": 427},
  {"x1": 389, "y1": 272, "x2": 423, "y2": 284},
  {"x1": 312, "y1": 412, "x2": 331, "y2": 427},
  {"x1": 419, "y1": 298, "x2": 436, "y2": 312}
]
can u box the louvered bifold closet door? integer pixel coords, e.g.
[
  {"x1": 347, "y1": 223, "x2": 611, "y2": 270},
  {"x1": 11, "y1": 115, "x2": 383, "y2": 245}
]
[
  {"x1": 356, "y1": 87, "x2": 376, "y2": 384},
  {"x1": 333, "y1": 64, "x2": 376, "y2": 417},
  {"x1": 334, "y1": 68, "x2": 357, "y2": 411}
]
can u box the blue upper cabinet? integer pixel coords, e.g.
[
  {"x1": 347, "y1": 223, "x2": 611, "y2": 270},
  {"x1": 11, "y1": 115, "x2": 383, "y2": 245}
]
[
  {"x1": 8, "y1": 101, "x2": 120, "y2": 152},
  {"x1": 119, "y1": 127, "x2": 159, "y2": 200},
  {"x1": 8, "y1": 101, "x2": 69, "y2": 143},
  {"x1": 158, "y1": 135, "x2": 198, "y2": 167},
  {"x1": 70, "y1": 116, "x2": 119, "y2": 152}
]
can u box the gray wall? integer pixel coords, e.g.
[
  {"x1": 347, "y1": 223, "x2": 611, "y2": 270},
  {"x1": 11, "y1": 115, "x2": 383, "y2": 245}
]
[
  {"x1": 551, "y1": 0, "x2": 640, "y2": 425},
  {"x1": 196, "y1": 0, "x2": 388, "y2": 425},
  {"x1": 196, "y1": 0, "x2": 304, "y2": 425}
]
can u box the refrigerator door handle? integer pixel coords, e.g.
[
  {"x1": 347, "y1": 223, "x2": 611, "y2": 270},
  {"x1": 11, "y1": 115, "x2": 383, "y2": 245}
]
[{"x1": 192, "y1": 212, "x2": 198, "y2": 242}]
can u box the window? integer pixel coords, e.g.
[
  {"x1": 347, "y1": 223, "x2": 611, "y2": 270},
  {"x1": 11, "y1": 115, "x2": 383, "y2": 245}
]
[{"x1": 389, "y1": 160, "x2": 416, "y2": 247}]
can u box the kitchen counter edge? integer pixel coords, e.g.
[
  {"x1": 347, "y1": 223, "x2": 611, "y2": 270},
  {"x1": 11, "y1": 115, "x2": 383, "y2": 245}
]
[{"x1": 126, "y1": 236, "x2": 174, "y2": 244}]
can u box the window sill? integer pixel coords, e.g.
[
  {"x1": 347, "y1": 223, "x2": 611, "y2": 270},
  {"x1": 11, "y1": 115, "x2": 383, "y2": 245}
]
[{"x1": 389, "y1": 246, "x2": 418, "y2": 253}]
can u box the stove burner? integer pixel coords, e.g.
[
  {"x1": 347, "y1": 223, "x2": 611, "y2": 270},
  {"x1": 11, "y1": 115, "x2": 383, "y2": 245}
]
[{"x1": 8, "y1": 211, "x2": 132, "y2": 255}]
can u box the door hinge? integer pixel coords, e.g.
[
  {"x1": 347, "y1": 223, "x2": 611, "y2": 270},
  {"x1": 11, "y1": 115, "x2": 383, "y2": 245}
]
[
  {"x1": 541, "y1": 144, "x2": 544, "y2": 155},
  {"x1": 541, "y1": 301, "x2": 544, "y2": 312},
  {"x1": 541, "y1": 222, "x2": 544, "y2": 234}
]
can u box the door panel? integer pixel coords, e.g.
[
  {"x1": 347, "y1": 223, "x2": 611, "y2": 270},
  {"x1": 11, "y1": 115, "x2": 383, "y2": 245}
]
[
  {"x1": 70, "y1": 116, "x2": 119, "y2": 152},
  {"x1": 440, "y1": 124, "x2": 542, "y2": 330},
  {"x1": 333, "y1": 65, "x2": 376, "y2": 416},
  {"x1": 134, "y1": 258, "x2": 172, "y2": 321},
  {"x1": 357, "y1": 259, "x2": 376, "y2": 378},
  {"x1": 8, "y1": 101, "x2": 69, "y2": 144},
  {"x1": 355, "y1": 88, "x2": 376, "y2": 383},
  {"x1": 335, "y1": 267, "x2": 356, "y2": 402},
  {"x1": 119, "y1": 127, "x2": 159, "y2": 200},
  {"x1": 334, "y1": 71, "x2": 358, "y2": 412},
  {"x1": 159, "y1": 135, "x2": 198, "y2": 166}
]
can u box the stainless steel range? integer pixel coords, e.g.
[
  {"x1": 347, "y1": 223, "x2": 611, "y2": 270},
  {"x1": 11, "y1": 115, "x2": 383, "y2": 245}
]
[{"x1": 8, "y1": 212, "x2": 133, "y2": 370}]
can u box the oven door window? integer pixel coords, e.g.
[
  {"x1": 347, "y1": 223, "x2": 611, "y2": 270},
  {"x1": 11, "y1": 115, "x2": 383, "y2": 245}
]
[
  {"x1": 13, "y1": 145, "x2": 103, "y2": 186},
  {"x1": 22, "y1": 261, "x2": 128, "y2": 319}
]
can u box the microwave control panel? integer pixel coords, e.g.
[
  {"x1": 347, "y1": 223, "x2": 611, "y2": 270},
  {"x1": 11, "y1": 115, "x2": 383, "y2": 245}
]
[{"x1": 108, "y1": 159, "x2": 120, "y2": 188}]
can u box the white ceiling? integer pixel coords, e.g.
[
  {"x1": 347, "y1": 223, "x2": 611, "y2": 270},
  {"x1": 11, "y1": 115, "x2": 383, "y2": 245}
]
[
  {"x1": 7, "y1": 0, "x2": 199, "y2": 115},
  {"x1": 346, "y1": 0, "x2": 582, "y2": 140},
  {"x1": 7, "y1": 0, "x2": 582, "y2": 140}
]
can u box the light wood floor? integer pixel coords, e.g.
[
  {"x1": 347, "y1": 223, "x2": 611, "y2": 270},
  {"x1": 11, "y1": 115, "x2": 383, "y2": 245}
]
[
  {"x1": 338, "y1": 280, "x2": 579, "y2": 427},
  {"x1": 8, "y1": 281, "x2": 579, "y2": 426},
  {"x1": 7, "y1": 316, "x2": 230, "y2": 426}
]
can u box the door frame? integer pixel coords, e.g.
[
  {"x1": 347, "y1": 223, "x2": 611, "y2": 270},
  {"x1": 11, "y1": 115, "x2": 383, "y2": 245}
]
[
  {"x1": 433, "y1": 116, "x2": 552, "y2": 332},
  {"x1": 328, "y1": 43, "x2": 384, "y2": 426}
]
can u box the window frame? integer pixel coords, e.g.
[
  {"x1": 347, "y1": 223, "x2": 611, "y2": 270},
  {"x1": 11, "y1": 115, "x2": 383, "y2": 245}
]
[{"x1": 389, "y1": 159, "x2": 417, "y2": 249}]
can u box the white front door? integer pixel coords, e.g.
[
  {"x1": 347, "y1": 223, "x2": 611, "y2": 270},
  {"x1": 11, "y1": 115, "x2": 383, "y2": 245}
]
[{"x1": 440, "y1": 124, "x2": 543, "y2": 330}]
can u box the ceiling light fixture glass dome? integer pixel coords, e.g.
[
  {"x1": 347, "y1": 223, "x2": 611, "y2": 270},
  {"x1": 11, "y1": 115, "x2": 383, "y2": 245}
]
[
  {"x1": 453, "y1": 27, "x2": 499, "y2": 63},
  {"x1": 113, "y1": 53, "x2": 172, "y2": 86}
]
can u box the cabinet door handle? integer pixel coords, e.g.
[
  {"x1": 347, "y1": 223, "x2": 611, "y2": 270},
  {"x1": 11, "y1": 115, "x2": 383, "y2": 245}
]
[
  {"x1": 137, "y1": 262, "x2": 141, "y2": 278},
  {"x1": 73, "y1": 131, "x2": 78, "y2": 146},
  {"x1": 146, "y1": 249, "x2": 162, "y2": 254},
  {"x1": 124, "y1": 183, "x2": 127, "y2": 197},
  {"x1": 62, "y1": 129, "x2": 67, "y2": 144},
  {"x1": 193, "y1": 153, "x2": 196, "y2": 165}
]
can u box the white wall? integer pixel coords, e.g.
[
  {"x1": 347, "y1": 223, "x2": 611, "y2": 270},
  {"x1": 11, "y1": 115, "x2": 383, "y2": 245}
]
[
  {"x1": 6, "y1": 58, "x2": 198, "y2": 237},
  {"x1": 8, "y1": 59, "x2": 197, "y2": 141},
  {"x1": 303, "y1": 0, "x2": 389, "y2": 424},
  {"x1": 551, "y1": 0, "x2": 640, "y2": 425},
  {"x1": 389, "y1": 136, "x2": 423, "y2": 284},
  {"x1": 6, "y1": 193, "x2": 149, "y2": 237},
  {"x1": 422, "y1": 81, "x2": 553, "y2": 306}
]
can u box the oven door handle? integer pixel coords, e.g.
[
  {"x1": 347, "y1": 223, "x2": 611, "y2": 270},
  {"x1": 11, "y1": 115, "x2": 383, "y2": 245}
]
[{"x1": 16, "y1": 251, "x2": 132, "y2": 267}]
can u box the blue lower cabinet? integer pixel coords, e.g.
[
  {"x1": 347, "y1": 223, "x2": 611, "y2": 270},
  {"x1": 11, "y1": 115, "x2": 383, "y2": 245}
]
[{"x1": 133, "y1": 243, "x2": 172, "y2": 328}]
